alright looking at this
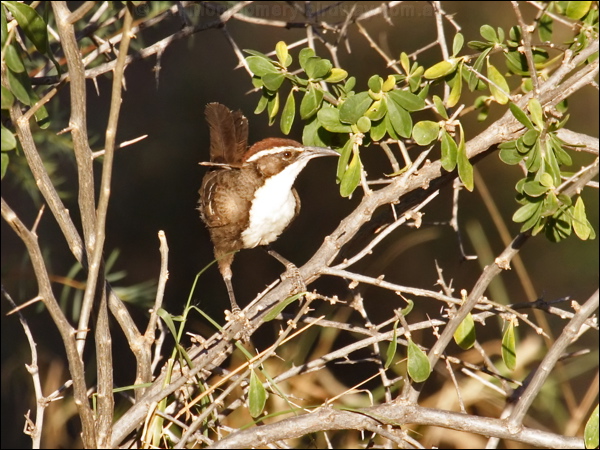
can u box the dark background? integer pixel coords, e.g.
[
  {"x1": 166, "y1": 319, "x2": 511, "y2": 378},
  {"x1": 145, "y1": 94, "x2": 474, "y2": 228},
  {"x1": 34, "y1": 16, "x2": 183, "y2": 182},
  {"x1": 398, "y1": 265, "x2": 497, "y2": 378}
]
[{"x1": 2, "y1": 2, "x2": 598, "y2": 448}]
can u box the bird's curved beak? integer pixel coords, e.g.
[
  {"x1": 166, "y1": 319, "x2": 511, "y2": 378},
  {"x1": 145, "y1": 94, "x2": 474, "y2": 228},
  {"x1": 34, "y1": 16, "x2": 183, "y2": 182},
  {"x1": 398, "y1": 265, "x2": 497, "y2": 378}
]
[{"x1": 302, "y1": 146, "x2": 340, "y2": 159}]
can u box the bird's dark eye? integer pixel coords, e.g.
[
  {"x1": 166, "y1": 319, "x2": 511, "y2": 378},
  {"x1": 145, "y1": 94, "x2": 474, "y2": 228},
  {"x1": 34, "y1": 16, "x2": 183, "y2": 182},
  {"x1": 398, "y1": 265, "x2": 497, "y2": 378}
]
[{"x1": 283, "y1": 151, "x2": 292, "y2": 159}]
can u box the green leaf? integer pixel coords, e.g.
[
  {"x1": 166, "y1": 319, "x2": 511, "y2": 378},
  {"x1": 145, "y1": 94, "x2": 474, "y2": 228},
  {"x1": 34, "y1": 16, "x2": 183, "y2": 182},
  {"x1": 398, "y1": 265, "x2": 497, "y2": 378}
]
[
  {"x1": 513, "y1": 200, "x2": 542, "y2": 223},
  {"x1": 3, "y1": 1, "x2": 49, "y2": 54},
  {"x1": 544, "y1": 140, "x2": 562, "y2": 186},
  {"x1": 382, "y1": 75, "x2": 396, "y2": 92},
  {"x1": 457, "y1": 127, "x2": 473, "y2": 191},
  {"x1": 549, "y1": 133, "x2": 573, "y2": 166},
  {"x1": 244, "y1": 49, "x2": 272, "y2": 59},
  {"x1": 157, "y1": 308, "x2": 179, "y2": 338},
  {"x1": 433, "y1": 95, "x2": 448, "y2": 119},
  {"x1": 441, "y1": 130, "x2": 458, "y2": 171},
  {"x1": 412, "y1": 121, "x2": 440, "y2": 146},
  {"x1": 1, "y1": 3, "x2": 7, "y2": 48},
  {"x1": 385, "y1": 321, "x2": 398, "y2": 369},
  {"x1": 336, "y1": 139, "x2": 353, "y2": 183},
  {"x1": 344, "y1": 76, "x2": 356, "y2": 92},
  {"x1": 339, "y1": 92, "x2": 372, "y2": 124},
  {"x1": 356, "y1": 116, "x2": 371, "y2": 133},
  {"x1": 385, "y1": 97, "x2": 412, "y2": 138},
  {"x1": 525, "y1": 140, "x2": 542, "y2": 172},
  {"x1": 407, "y1": 338, "x2": 431, "y2": 383},
  {"x1": 566, "y1": 1, "x2": 592, "y2": 19},
  {"x1": 452, "y1": 33, "x2": 464, "y2": 56},
  {"x1": 4, "y1": 44, "x2": 25, "y2": 73},
  {"x1": 502, "y1": 321, "x2": 517, "y2": 370},
  {"x1": 255, "y1": 92, "x2": 269, "y2": 114},
  {"x1": 280, "y1": 90, "x2": 295, "y2": 135},
  {"x1": 368, "y1": 75, "x2": 383, "y2": 93},
  {"x1": 509, "y1": 102, "x2": 534, "y2": 129},
  {"x1": 318, "y1": 106, "x2": 352, "y2": 133},
  {"x1": 1, "y1": 86, "x2": 14, "y2": 110},
  {"x1": 7, "y1": 69, "x2": 31, "y2": 105},
  {"x1": 364, "y1": 99, "x2": 387, "y2": 122},
  {"x1": 573, "y1": 197, "x2": 592, "y2": 240},
  {"x1": 584, "y1": 404, "x2": 599, "y2": 449},
  {"x1": 523, "y1": 180, "x2": 549, "y2": 197},
  {"x1": 248, "y1": 369, "x2": 267, "y2": 418},
  {"x1": 246, "y1": 56, "x2": 277, "y2": 77},
  {"x1": 528, "y1": 98, "x2": 544, "y2": 130},
  {"x1": 264, "y1": 292, "x2": 305, "y2": 321},
  {"x1": 267, "y1": 91, "x2": 280, "y2": 124},
  {"x1": 400, "y1": 52, "x2": 411, "y2": 74},
  {"x1": 538, "y1": 14, "x2": 553, "y2": 42},
  {"x1": 262, "y1": 72, "x2": 285, "y2": 91},
  {"x1": 480, "y1": 24, "x2": 498, "y2": 42},
  {"x1": 340, "y1": 147, "x2": 361, "y2": 197},
  {"x1": 299, "y1": 84, "x2": 322, "y2": 120},
  {"x1": 388, "y1": 89, "x2": 425, "y2": 112},
  {"x1": 275, "y1": 41, "x2": 289, "y2": 66},
  {"x1": 499, "y1": 147, "x2": 523, "y2": 165},
  {"x1": 298, "y1": 47, "x2": 316, "y2": 70},
  {"x1": 324, "y1": 68, "x2": 348, "y2": 83},
  {"x1": 384, "y1": 114, "x2": 399, "y2": 140},
  {"x1": 522, "y1": 129, "x2": 539, "y2": 146},
  {"x1": 0, "y1": 124, "x2": 16, "y2": 151},
  {"x1": 487, "y1": 62, "x2": 510, "y2": 104},
  {"x1": 539, "y1": 172, "x2": 554, "y2": 187},
  {"x1": 468, "y1": 47, "x2": 492, "y2": 91},
  {"x1": 424, "y1": 59, "x2": 459, "y2": 79},
  {"x1": 370, "y1": 118, "x2": 386, "y2": 142},
  {"x1": 408, "y1": 66, "x2": 424, "y2": 92},
  {"x1": 401, "y1": 300, "x2": 414, "y2": 316},
  {"x1": 454, "y1": 313, "x2": 476, "y2": 350},
  {"x1": 541, "y1": 190, "x2": 559, "y2": 217},
  {"x1": 305, "y1": 57, "x2": 332, "y2": 80},
  {"x1": 1, "y1": 153, "x2": 8, "y2": 179},
  {"x1": 447, "y1": 63, "x2": 463, "y2": 108}
]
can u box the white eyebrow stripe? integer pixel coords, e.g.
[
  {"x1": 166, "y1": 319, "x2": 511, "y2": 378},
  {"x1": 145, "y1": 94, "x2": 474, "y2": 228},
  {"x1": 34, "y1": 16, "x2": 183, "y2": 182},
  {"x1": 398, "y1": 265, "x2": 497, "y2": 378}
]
[{"x1": 245, "y1": 146, "x2": 301, "y2": 162}]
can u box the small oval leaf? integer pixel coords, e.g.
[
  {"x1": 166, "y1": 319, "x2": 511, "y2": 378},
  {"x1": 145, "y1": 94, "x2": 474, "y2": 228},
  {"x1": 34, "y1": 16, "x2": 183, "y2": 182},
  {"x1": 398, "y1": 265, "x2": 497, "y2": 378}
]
[
  {"x1": 339, "y1": 92, "x2": 372, "y2": 124},
  {"x1": 246, "y1": 56, "x2": 277, "y2": 77},
  {"x1": 509, "y1": 103, "x2": 534, "y2": 129},
  {"x1": 248, "y1": 370, "x2": 267, "y2": 418},
  {"x1": 502, "y1": 321, "x2": 517, "y2": 370},
  {"x1": 584, "y1": 404, "x2": 599, "y2": 449},
  {"x1": 280, "y1": 90, "x2": 295, "y2": 135},
  {"x1": 388, "y1": 89, "x2": 425, "y2": 112},
  {"x1": 324, "y1": 68, "x2": 348, "y2": 83},
  {"x1": 454, "y1": 313, "x2": 476, "y2": 350},
  {"x1": 340, "y1": 148, "x2": 361, "y2": 197},
  {"x1": 487, "y1": 62, "x2": 510, "y2": 104},
  {"x1": 385, "y1": 321, "x2": 398, "y2": 369},
  {"x1": 424, "y1": 59, "x2": 458, "y2": 79},
  {"x1": 407, "y1": 338, "x2": 431, "y2": 383},
  {"x1": 457, "y1": 127, "x2": 473, "y2": 191},
  {"x1": 412, "y1": 121, "x2": 440, "y2": 146}
]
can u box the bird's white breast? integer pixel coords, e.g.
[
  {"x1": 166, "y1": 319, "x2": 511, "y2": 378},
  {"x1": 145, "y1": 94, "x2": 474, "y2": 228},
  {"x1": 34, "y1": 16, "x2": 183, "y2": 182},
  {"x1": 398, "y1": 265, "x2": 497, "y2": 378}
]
[{"x1": 241, "y1": 160, "x2": 309, "y2": 248}]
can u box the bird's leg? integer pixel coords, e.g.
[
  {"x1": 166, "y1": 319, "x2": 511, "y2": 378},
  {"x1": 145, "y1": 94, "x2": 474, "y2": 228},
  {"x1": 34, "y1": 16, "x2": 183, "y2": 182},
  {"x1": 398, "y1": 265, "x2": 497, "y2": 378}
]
[
  {"x1": 223, "y1": 274, "x2": 240, "y2": 313},
  {"x1": 218, "y1": 256, "x2": 241, "y2": 314},
  {"x1": 264, "y1": 245, "x2": 307, "y2": 294},
  {"x1": 219, "y1": 262, "x2": 252, "y2": 341}
]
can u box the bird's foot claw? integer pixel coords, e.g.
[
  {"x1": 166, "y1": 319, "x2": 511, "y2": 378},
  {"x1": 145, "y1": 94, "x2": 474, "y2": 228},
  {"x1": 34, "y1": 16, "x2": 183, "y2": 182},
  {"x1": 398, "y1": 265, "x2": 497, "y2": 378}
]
[{"x1": 224, "y1": 308, "x2": 251, "y2": 342}]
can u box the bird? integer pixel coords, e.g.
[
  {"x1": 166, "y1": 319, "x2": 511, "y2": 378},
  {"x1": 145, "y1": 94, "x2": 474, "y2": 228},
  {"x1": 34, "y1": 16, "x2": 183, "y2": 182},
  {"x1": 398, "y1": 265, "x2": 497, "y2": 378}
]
[{"x1": 198, "y1": 103, "x2": 338, "y2": 312}]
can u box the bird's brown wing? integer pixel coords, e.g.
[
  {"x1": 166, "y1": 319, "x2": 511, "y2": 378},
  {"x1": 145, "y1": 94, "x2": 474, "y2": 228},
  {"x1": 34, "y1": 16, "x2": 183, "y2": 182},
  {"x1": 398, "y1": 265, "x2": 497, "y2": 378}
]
[{"x1": 199, "y1": 170, "x2": 250, "y2": 228}]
